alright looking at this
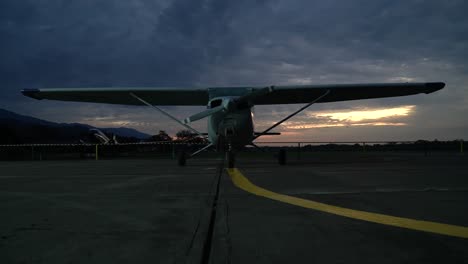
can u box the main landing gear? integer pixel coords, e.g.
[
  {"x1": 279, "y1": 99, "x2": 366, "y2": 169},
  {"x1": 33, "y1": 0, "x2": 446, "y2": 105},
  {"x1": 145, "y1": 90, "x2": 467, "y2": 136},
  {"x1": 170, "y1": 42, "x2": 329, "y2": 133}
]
[
  {"x1": 176, "y1": 148, "x2": 235, "y2": 167},
  {"x1": 178, "y1": 151, "x2": 187, "y2": 166},
  {"x1": 176, "y1": 145, "x2": 284, "y2": 167},
  {"x1": 278, "y1": 149, "x2": 286, "y2": 165}
]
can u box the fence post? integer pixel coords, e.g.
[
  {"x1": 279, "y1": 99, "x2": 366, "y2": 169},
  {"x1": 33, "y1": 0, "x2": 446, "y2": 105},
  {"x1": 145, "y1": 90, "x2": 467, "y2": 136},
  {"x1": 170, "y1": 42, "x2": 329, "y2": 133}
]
[
  {"x1": 31, "y1": 146, "x2": 34, "y2": 160},
  {"x1": 95, "y1": 144, "x2": 99, "y2": 160},
  {"x1": 362, "y1": 142, "x2": 366, "y2": 152}
]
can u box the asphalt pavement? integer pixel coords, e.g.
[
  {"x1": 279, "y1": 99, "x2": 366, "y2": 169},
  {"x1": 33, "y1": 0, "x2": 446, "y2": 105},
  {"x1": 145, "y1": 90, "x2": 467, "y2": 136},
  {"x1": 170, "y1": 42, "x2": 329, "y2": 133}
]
[{"x1": 1, "y1": 152, "x2": 467, "y2": 263}]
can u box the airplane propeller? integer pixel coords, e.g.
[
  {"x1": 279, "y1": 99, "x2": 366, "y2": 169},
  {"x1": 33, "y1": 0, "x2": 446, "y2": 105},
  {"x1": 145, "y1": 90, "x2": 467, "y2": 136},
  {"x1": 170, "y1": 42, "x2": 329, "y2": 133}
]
[
  {"x1": 182, "y1": 86, "x2": 274, "y2": 124},
  {"x1": 183, "y1": 98, "x2": 235, "y2": 123}
]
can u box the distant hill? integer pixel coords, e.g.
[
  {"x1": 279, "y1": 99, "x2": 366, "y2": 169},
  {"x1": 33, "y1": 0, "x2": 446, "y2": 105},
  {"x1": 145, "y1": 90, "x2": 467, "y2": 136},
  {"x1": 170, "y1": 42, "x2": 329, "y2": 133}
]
[
  {"x1": 100, "y1": 127, "x2": 150, "y2": 140},
  {"x1": 0, "y1": 108, "x2": 151, "y2": 144},
  {"x1": 0, "y1": 108, "x2": 57, "y2": 126}
]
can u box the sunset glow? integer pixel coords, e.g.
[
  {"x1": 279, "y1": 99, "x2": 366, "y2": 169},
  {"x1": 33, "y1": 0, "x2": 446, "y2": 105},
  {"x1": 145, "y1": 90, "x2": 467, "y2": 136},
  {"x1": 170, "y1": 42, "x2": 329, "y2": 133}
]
[
  {"x1": 312, "y1": 105, "x2": 415, "y2": 122},
  {"x1": 285, "y1": 122, "x2": 407, "y2": 129},
  {"x1": 284, "y1": 105, "x2": 416, "y2": 129}
]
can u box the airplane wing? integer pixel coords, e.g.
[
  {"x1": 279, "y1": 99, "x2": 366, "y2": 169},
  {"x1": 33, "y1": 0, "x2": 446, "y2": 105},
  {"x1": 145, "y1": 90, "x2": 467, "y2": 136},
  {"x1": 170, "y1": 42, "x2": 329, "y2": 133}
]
[
  {"x1": 21, "y1": 87, "x2": 209, "y2": 106},
  {"x1": 251, "y1": 82, "x2": 445, "y2": 105},
  {"x1": 21, "y1": 82, "x2": 444, "y2": 106}
]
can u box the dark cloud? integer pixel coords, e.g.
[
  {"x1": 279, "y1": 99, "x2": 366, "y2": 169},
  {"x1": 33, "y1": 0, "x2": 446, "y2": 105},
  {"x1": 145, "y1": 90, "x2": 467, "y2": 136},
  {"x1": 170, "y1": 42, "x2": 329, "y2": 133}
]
[{"x1": 0, "y1": 0, "x2": 467, "y2": 139}]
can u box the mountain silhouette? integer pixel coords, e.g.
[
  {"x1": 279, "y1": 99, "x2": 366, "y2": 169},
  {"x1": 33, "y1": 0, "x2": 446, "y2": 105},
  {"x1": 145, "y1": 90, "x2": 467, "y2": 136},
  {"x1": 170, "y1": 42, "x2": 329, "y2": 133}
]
[{"x1": 0, "y1": 108, "x2": 150, "y2": 144}]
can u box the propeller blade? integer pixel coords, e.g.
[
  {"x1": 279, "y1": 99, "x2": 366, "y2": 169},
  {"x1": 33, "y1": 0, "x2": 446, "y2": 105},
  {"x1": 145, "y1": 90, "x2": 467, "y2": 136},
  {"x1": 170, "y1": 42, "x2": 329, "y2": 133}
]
[
  {"x1": 183, "y1": 105, "x2": 224, "y2": 124},
  {"x1": 183, "y1": 87, "x2": 273, "y2": 124}
]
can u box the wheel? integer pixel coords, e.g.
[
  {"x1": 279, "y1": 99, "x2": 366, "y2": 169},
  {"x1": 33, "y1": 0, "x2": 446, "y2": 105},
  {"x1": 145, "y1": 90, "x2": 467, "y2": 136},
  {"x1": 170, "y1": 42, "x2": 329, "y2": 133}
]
[
  {"x1": 227, "y1": 151, "x2": 235, "y2": 168},
  {"x1": 278, "y1": 149, "x2": 286, "y2": 165},
  {"x1": 178, "y1": 151, "x2": 186, "y2": 166}
]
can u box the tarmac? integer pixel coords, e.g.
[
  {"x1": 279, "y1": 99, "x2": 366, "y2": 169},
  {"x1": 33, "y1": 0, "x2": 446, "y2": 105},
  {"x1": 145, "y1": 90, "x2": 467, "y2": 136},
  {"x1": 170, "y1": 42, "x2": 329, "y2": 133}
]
[{"x1": 1, "y1": 152, "x2": 468, "y2": 263}]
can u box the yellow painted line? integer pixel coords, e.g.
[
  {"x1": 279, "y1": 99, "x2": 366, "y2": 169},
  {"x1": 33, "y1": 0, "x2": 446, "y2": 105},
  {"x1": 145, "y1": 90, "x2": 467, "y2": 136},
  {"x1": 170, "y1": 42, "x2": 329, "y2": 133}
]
[{"x1": 226, "y1": 168, "x2": 468, "y2": 239}]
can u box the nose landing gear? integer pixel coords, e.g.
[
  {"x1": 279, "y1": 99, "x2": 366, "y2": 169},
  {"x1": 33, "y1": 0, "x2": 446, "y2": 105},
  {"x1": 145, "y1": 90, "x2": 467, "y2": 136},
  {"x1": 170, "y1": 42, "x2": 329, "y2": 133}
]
[
  {"x1": 226, "y1": 150, "x2": 235, "y2": 168},
  {"x1": 226, "y1": 144, "x2": 235, "y2": 168},
  {"x1": 218, "y1": 134, "x2": 236, "y2": 168}
]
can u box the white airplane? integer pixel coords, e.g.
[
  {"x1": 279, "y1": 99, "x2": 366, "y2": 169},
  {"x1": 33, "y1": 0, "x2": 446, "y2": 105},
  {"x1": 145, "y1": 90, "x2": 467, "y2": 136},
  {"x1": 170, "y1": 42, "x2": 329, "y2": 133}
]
[
  {"x1": 88, "y1": 128, "x2": 119, "y2": 145},
  {"x1": 78, "y1": 129, "x2": 119, "y2": 145},
  {"x1": 22, "y1": 82, "x2": 444, "y2": 167}
]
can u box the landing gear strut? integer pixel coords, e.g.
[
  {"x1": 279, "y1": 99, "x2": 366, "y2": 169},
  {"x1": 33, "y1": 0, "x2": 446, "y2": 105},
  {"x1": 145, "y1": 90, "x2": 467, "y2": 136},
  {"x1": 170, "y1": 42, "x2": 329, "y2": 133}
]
[
  {"x1": 278, "y1": 149, "x2": 286, "y2": 165},
  {"x1": 226, "y1": 151, "x2": 235, "y2": 168},
  {"x1": 178, "y1": 151, "x2": 186, "y2": 166},
  {"x1": 225, "y1": 143, "x2": 236, "y2": 168}
]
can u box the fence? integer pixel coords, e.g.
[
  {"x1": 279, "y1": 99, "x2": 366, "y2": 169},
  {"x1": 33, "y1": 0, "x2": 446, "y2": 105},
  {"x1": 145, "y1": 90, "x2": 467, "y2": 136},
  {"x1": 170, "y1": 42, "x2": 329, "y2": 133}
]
[{"x1": 0, "y1": 140, "x2": 464, "y2": 161}]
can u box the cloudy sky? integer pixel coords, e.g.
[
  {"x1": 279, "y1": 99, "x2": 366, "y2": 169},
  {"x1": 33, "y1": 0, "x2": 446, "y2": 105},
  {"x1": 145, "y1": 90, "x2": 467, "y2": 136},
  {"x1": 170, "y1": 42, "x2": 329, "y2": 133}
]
[{"x1": 1, "y1": 0, "x2": 467, "y2": 141}]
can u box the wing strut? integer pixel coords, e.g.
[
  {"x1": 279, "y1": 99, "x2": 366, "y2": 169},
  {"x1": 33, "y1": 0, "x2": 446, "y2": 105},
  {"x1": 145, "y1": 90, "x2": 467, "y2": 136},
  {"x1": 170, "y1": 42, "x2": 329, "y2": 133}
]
[
  {"x1": 129, "y1": 92, "x2": 207, "y2": 140},
  {"x1": 253, "y1": 90, "x2": 330, "y2": 140},
  {"x1": 190, "y1": 143, "x2": 214, "y2": 157}
]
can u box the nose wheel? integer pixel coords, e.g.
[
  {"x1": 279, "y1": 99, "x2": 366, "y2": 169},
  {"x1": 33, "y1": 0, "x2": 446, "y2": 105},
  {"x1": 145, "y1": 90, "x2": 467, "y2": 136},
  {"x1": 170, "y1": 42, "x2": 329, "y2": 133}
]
[
  {"x1": 225, "y1": 143, "x2": 236, "y2": 168},
  {"x1": 226, "y1": 150, "x2": 236, "y2": 168}
]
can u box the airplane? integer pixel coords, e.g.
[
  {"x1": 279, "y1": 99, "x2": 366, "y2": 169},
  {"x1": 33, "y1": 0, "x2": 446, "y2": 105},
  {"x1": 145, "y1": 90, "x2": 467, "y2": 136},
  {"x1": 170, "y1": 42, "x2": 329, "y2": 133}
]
[
  {"x1": 22, "y1": 82, "x2": 445, "y2": 167},
  {"x1": 79, "y1": 128, "x2": 119, "y2": 145}
]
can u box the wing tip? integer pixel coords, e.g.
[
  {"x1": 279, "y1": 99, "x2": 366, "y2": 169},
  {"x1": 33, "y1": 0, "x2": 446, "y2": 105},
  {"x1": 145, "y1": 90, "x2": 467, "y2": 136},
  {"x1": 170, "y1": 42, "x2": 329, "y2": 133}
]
[
  {"x1": 21, "y1": 89, "x2": 42, "y2": 100},
  {"x1": 425, "y1": 82, "x2": 445, "y2": 93}
]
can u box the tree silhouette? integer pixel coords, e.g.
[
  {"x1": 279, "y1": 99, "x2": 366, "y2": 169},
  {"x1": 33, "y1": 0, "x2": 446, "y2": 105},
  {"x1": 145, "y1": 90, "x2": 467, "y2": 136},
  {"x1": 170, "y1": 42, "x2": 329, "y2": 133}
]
[
  {"x1": 175, "y1": 129, "x2": 208, "y2": 143},
  {"x1": 176, "y1": 130, "x2": 194, "y2": 141},
  {"x1": 150, "y1": 130, "x2": 172, "y2": 142}
]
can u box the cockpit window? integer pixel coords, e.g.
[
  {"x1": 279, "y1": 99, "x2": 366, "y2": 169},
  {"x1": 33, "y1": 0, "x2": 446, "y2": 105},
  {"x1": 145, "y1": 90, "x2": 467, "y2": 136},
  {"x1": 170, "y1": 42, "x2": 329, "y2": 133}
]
[{"x1": 210, "y1": 99, "x2": 222, "y2": 108}]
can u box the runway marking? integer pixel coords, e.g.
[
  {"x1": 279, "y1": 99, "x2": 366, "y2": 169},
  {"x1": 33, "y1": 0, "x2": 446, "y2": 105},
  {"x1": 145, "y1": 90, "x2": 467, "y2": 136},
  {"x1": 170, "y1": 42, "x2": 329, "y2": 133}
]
[
  {"x1": 287, "y1": 187, "x2": 468, "y2": 195},
  {"x1": 226, "y1": 168, "x2": 468, "y2": 239}
]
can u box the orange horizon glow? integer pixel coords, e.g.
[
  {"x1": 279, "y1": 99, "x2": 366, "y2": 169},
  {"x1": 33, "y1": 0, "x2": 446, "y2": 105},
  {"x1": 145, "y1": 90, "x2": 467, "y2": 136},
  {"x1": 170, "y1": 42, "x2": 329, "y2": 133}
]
[
  {"x1": 284, "y1": 105, "x2": 416, "y2": 129},
  {"x1": 285, "y1": 122, "x2": 407, "y2": 129},
  {"x1": 80, "y1": 105, "x2": 417, "y2": 139}
]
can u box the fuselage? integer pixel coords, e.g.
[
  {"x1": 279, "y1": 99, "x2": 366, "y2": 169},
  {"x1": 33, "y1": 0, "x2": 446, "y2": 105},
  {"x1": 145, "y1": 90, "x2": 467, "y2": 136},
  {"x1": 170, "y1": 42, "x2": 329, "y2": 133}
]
[{"x1": 207, "y1": 104, "x2": 254, "y2": 150}]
